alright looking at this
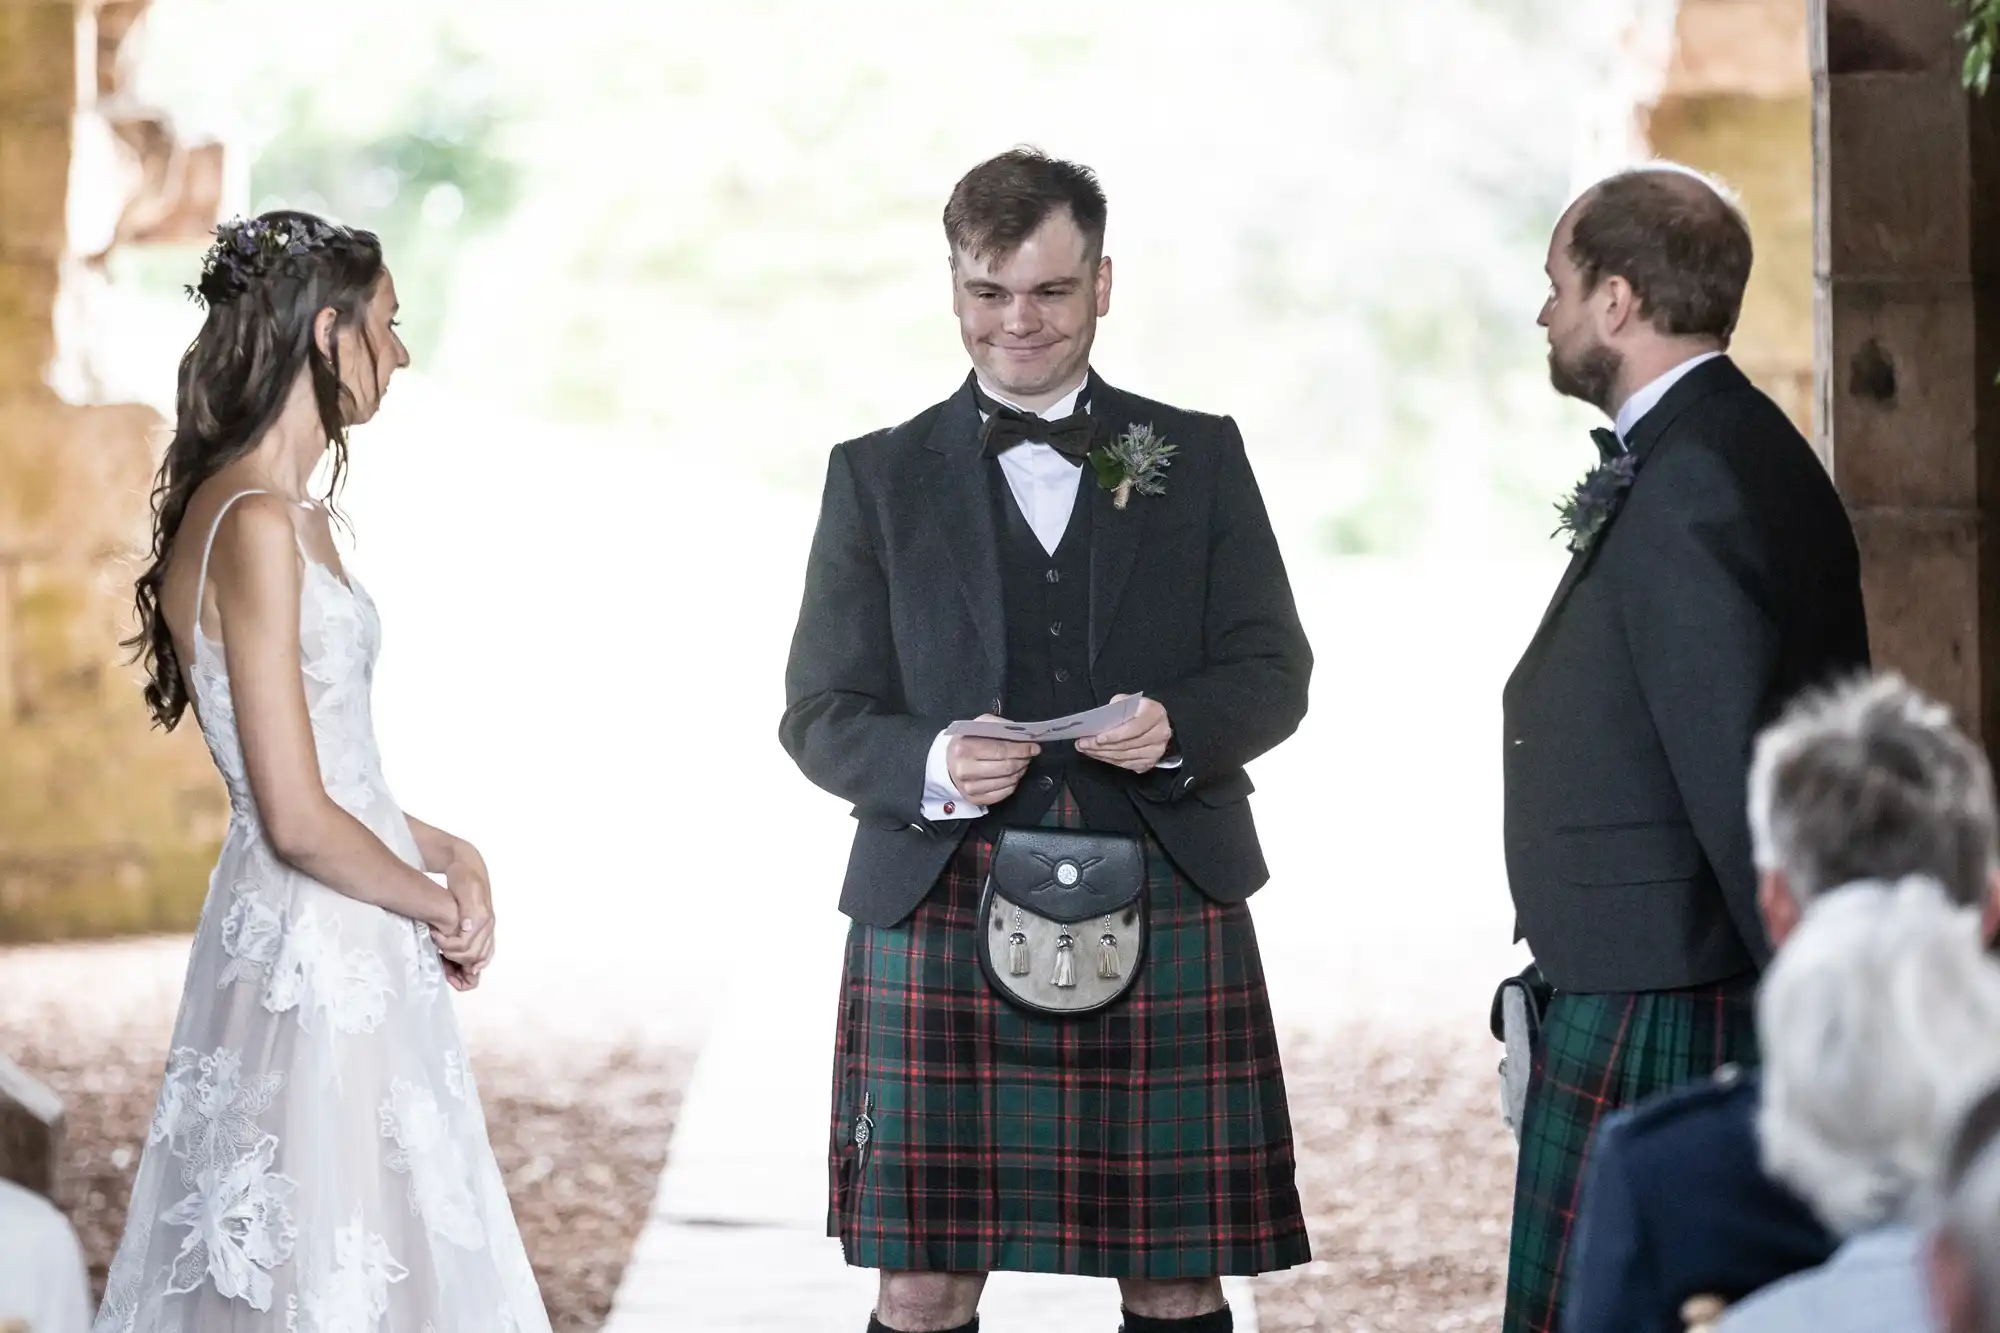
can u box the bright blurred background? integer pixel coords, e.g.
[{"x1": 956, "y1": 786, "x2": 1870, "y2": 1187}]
[
  {"x1": 10, "y1": 1, "x2": 1810, "y2": 1323},
  {"x1": 45, "y1": 0, "x2": 1690, "y2": 1048},
  {"x1": 92, "y1": 0, "x2": 1635, "y2": 551}
]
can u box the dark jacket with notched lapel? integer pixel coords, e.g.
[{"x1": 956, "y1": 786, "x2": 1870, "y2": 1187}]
[
  {"x1": 781, "y1": 374, "x2": 1312, "y2": 926},
  {"x1": 1503, "y1": 357, "x2": 1868, "y2": 993}
]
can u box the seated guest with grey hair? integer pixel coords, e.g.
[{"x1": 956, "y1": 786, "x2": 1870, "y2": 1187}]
[
  {"x1": 1565, "y1": 673, "x2": 2000, "y2": 1333},
  {"x1": 1717, "y1": 877, "x2": 2000, "y2": 1330},
  {"x1": 1928, "y1": 1079, "x2": 2000, "y2": 1333}
]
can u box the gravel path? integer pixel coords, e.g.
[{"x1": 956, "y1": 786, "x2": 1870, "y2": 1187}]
[
  {"x1": 6, "y1": 940, "x2": 1520, "y2": 1330},
  {"x1": 1256, "y1": 1025, "x2": 1516, "y2": 1331},
  {"x1": 1, "y1": 938, "x2": 693, "y2": 1333}
]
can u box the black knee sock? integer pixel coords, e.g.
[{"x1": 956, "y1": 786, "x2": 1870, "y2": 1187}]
[
  {"x1": 868, "y1": 1316, "x2": 978, "y2": 1333},
  {"x1": 1119, "y1": 1306, "x2": 1232, "y2": 1333}
]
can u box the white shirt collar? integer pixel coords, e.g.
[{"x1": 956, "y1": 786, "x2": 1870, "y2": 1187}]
[
  {"x1": 1614, "y1": 351, "x2": 1724, "y2": 442},
  {"x1": 976, "y1": 375, "x2": 1089, "y2": 424}
]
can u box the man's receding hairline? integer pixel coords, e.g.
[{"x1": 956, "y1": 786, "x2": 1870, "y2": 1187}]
[
  {"x1": 1574, "y1": 164, "x2": 1742, "y2": 226},
  {"x1": 948, "y1": 213, "x2": 1103, "y2": 277}
]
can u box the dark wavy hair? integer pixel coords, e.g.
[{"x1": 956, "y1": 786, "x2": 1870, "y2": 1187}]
[{"x1": 127, "y1": 210, "x2": 386, "y2": 731}]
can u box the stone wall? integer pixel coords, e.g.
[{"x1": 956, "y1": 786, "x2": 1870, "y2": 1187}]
[
  {"x1": 0, "y1": 0, "x2": 223, "y2": 942},
  {"x1": 1813, "y1": 0, "x2": 2000, "y2": 746},
  {"x1": 1642, "y1": 0, "x2": 1816, "y2": 438},
  {"x1": 1638, "y1": 0, "x2": 2000, "y2": 755}
]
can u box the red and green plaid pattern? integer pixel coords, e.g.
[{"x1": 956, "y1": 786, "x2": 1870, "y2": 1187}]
[
  {"x1": 1503, "y1": 980, "x2": 1759, "y2": 1333},
  {"x1": 827, "y1": 788, "x2": 1310, "y2": 1278}
]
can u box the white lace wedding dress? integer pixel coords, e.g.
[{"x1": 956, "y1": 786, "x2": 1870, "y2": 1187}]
[{"x1": 95, "y1": 492, "x2": 551, "y2": 1333}]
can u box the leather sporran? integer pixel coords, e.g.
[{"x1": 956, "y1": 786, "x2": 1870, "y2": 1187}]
[
  {"x1": 1490, "y1": 962, "x2": 1553, "y2": 1142},
  {"x1": 976, "y1": 827, "x2": 1147, "y2": 1016}
]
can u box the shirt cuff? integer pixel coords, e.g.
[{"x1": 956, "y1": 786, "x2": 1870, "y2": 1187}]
[{"x1": 922, "y1": 730, "x2": 988, "y2": 821}]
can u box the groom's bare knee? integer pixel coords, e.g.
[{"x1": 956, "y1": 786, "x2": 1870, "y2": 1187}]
[
  {"x1": 1118, "y1": 1276, "x2": 1227, "y2": 1319},
  {"x1": 875, "y1": 1271, "x2": 986, "y2": 1330}
]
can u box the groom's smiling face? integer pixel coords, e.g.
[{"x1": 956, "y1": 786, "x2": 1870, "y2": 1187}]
[{"x1": 952, "y1": 207, "x2": 1112, "y2": 409}]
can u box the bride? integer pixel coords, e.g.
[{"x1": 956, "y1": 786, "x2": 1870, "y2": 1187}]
[{"x1": 94, "y1": 212, "x2": 550, "y2": 1331}]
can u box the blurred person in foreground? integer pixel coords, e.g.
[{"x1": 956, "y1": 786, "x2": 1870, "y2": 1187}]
[
  {"x1": 1566, "y1": 672, "x2": 2000, "y2": 1332},
  {"x1": 94, "y1": 213, "x2": 547, "y2": 1331},
  {"x1": 1715, "y1": 876, "x2": 2000, "y2": 1331},
  {"x1": 1499, "y1": 162, "x2": 1868, "y2": 1332},
  {"x1": 1929, "y1": 1080, "x2": 2000, "y2": 1333}
]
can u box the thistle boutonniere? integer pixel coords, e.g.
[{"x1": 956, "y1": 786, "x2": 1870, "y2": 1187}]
[
  {"x1": 1089, "y1": 423, "x2": 1177, "y2": 510},
  {"x1": 1554, "y1": 453, "x2": 1640, "y2": 555}
]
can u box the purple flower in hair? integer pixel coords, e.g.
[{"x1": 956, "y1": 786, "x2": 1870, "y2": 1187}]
[{"x1": 185, "y1": 215, "x2": 341, "y2": 308}]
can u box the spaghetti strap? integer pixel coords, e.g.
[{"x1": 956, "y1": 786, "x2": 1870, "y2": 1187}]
[{"x1": 190, "y1": 489, "x2": 270, "y2": 637}]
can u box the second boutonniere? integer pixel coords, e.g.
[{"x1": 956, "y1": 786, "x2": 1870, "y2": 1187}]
[
  {"x1": 1554, "y1": 453, "x2": 1640, "y2": 556},
  {"x1": 1090, "y1": 423, "x2": 1177, "y2": 510}
]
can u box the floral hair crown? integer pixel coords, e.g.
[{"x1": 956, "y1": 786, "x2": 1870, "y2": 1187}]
[{"x1": 185, "y1": 214, "x2": 343, "y2": 309}]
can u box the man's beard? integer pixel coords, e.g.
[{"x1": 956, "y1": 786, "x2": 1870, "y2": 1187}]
[{"x1": 1549, "y1": 340, "x2": 1622, "y2": 413}]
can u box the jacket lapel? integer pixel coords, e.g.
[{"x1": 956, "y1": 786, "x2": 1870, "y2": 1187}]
[
  {"x1": 921, "y1": 376, "x2": 1004, "y2": 678},
  {"x1": 1515, "y1": 356, "x2": 1750, "y2": 669},
  {"x1": 1086, "y1": 378, "x2": 1148, "y2": 666},
  {"x1": 1527, "y1": 544, "x2": 1597, "y2": 650}
]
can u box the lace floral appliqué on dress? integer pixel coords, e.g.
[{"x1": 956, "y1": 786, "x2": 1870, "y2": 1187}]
[{"x1": 93, "y1": 492, "x2": 549, "y2": 1332}]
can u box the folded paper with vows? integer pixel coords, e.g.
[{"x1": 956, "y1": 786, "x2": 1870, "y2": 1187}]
[{"x1": 944, "y1": 694, "x2": 1147, "y2": 744}]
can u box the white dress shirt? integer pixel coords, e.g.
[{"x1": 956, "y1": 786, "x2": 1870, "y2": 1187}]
[
  {"x1": 1614, "y1": 350, "x2": 1724, "y2": 443},
  {"x1": 919, "y1": 377, "x2": 1176, "y2": 822},
  {"x1": 992, "y1": 380, "x2": 1091, "y2": 556}
]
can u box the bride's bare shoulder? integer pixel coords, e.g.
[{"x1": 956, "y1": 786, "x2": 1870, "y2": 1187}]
[{"x1": 162, "y1": 487, "x2": 302, "y2": 632}]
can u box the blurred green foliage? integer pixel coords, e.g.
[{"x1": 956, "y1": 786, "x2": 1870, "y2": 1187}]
[
  {"x1": 1963, "y1": 0, "x2": 1999, "y2": 94},
  {"x1": 245, "y1": 43, "x2": 520, "y2": 362}
]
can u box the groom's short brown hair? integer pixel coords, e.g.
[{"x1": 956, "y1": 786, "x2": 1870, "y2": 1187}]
[
  {"x1": 944, "y1": 147, "x2": 1108, "y2": 265},
  {"x1": 1568, "y1": 166, "x2": 1753, "y2": 342}
]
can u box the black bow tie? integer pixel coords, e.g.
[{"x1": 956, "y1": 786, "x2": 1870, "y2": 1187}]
[
  {"x1": 1591, "y1": 427, "x2": 1626, "y2": 462},
  {"x1": 974, "y1": 382, "x2": 1097, "y2": 461}
]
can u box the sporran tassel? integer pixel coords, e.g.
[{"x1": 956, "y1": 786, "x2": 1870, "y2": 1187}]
[
  {"x1": 1097, "y1": 931, "x2": 1122, "y2": 980},
  {"x1": 1007, "y1": 930, "x2": 1031, "y2": 976},
  {"x1": 1052, "y1": 930, "x2": 1077, "y2": 988}
]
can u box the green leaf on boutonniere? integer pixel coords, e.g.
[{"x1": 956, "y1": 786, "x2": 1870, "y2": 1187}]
[{"x1": 1088, "y1": 422, "x2": 1177, "y2": 510}]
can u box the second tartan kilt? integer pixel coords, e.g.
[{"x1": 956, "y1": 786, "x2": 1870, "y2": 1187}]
[
  {"x1": 826, "y1": 789, "x2": 1311, "y2": 1278},
  {"x1": 1502, "y1": 979, "x2": 1760, "y2": 1333}
]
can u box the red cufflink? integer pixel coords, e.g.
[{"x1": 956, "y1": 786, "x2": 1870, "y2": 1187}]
[{"x1": 943, "y1": 802, "x2": 956, "y2": 815}]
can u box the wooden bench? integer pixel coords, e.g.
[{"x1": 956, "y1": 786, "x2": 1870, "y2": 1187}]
[{"x1": 0, "y1": 1053, "x2": 63, "y2": 1200}]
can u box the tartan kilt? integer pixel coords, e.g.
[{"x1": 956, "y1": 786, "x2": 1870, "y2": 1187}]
[
  {"x1": 827, "y1": 787, "x2": 1311, "y2": 1278},
  {"x1": 1503, "y1": 979, "x2": 1760, "y2": 1333}
]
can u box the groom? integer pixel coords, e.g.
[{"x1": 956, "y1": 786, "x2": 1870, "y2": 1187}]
[
  {"x1": 1499, "y1": 164, "x2": 1869, "y2": 1332},
  {"x1": 781, "y1": 148, "x2": 1313, "y2": 1333}
]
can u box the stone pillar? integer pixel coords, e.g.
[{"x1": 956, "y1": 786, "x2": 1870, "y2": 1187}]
[
  {"x1": 1814, "y1": 0, "x2": 2000, "y2": 743},
  {"x1": 0, "y1": 1, "x2": 224, "y2": 941},
  {"x1": 1642, "y1": 0, "x2": 1816, "y2": 436},
  {"x1": 0, "y1": 3, "x2": 72, "y2": 401}
]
